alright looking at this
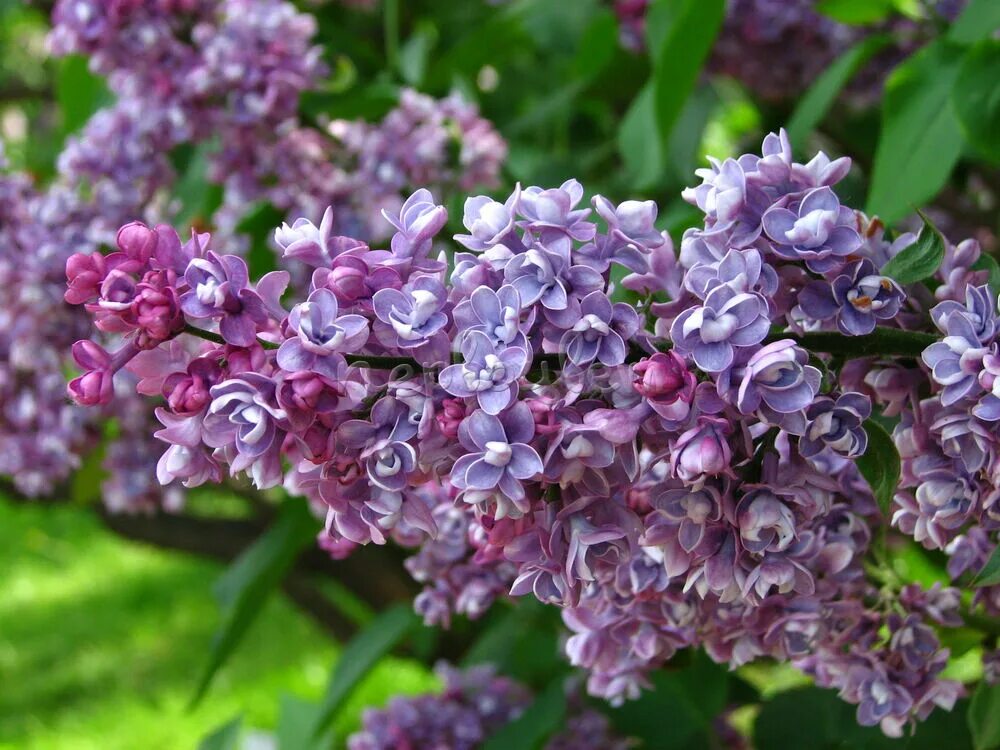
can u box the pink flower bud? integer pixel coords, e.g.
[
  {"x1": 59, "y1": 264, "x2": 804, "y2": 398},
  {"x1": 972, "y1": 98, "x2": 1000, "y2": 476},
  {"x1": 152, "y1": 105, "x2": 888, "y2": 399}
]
[
  {"x1": 436, "y1": 398, "x2": 466, "y2": 439},
  {"x1": 65, "y1": 252, "x2": 107, "y2": 305},
  {"x1": 116, "y1": 221, "x2": 158, "y2": 263}
]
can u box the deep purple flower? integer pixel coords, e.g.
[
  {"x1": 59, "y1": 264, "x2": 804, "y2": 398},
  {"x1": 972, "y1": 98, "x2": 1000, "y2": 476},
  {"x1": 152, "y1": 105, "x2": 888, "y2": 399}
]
[
  {"x1": 799, "y1": 259, "x2": 905, "y2": 335},
  {"x1": 452, "y1": 284, "x2": 529, "y2": 350},
  {"x1": 670, "y1": 284, "x2": 770, "y2": 372},
  {"x1": 438, "y1": 332, "x2": 527, "y2": 415},
  {"x1": 450, "y1": 403, "x2": 542, "y2": 502},
  {"x1": 649, "y1": 485, "x2": 722, "y2": 554},
  {"x1": 203, "y1": 374, "x2": 288, "y2": 488},
  {"x1": 277, "y1": 288, "x2": 368, "y2": 377},
  {"x1": 799, "y1": 392, "x2": 871, "y2": 459},
  {"x1": 847, "y1": 666, "x2": 913, "y2": 730},
  {"x1": 372, "y1": 276, "x2": 449, "y2": 349},
  {"x1": 737, "y1": 340, "x2": 821, "y2": 416},
  {"x1": 560, "y1": 292, "x2": 638, "y2": 367},
  {"x1": 180, "y1": 252, "x2": 267, "y2": 347},
  {"x1": 921, "y1": 311, "x2": 990, "y2": 406},
  {"x1": 931, "y1": 409, "x2": 993, "y2": 473},
  {"x1": 762, "y1": 187, "x2": 861, "y2": 272},
  {"x1": 736, "y1": 488, "x2": 796, "y2": 554}
]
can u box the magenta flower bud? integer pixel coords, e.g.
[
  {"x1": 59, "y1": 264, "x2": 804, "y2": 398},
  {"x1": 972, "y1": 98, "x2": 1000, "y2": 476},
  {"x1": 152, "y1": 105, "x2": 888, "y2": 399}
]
[
  {"x1": 67, "y1": 340, "x2": 115, "y2": 406},
  {"x1": 133, "y1": 270, "x2": 184, "y2": 347},
  {"x1": 325, "y1": 262, "x2": 369, "y2": 303},
  {"x1": 436, "y1": 398, "x2": 466, "y2": 439},
  {"x1": 116, "y1": 221, "x2": 158, "y2": 264},
  {"x1": 65, "y1": 252, "x2": 107, "y2": 305},
  {"x1": 633, "y1": 351, "x2": 696, "y2": 420},
  {"x1": 163, "y1": 357, "x2": 223, "y2": 416}
]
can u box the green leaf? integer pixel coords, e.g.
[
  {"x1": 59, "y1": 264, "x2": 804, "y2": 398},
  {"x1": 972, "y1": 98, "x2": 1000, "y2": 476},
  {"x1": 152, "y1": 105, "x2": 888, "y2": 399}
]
[
  {"x1": 197, "y1": 716, "x2": 242, "y2": 750},
  {"x1": 817, "y1": 0, "x2": 896, "y2": 25},
  {"x1": 310, "y1": 604, "x2": 417, "y2": 738},
  {"x1": 970, "y1": 682, "x2": 1000, "y2": 750},
  {"x1": 55, "y1": 54, "x2": 111, "y2": 136},
  {"x1": 857, "y1": 419, "x2": 901, "y2": 516},
  {"x1": 668, "y1": 84, "x2": 719, "y2": 184},
  {"x1": 949, "y1": 0, "x2": 1000, "y2": 45},
  {"x1": 973, "y1": 546, "x2": 1000, "y2": 587},
  {"x1": 649, "y1": 0, "x2": 725, "y2": 157},
  {"x1": 276, "y1": 694, "x2": 332, "y2": 750},
  {"x1": 755, "y1": 687, "x2": 897, "y2": 749},
  {"x1": 880, "y1": 211, "x2": 946, "y2": 284},
  {"x1": 786, "y1": 34, "x2": 892, "y2": 148},
  {"x1": 191, "y1": 499, "x2": 318, "y2": 706},
  {"x1": 618, "y1": 83, "x2": 663, "y2": 190},
  {"x1": 953, "y1": 40, "x2": 1000, "y2": 163},
  {"x1": 398, "y1": 22, "x2": 438, "y2": 87},
  {"x1": 482, "y1": 677, "x2": 567, "y2": 750},
  {"x1": 867, "y1": 41, "x2": 965, "y2": 224},
  {"x1": 573, "y1": 9, "x2": 618, "y2": 80},
  {"x1": 974, "y1": 254, "x2": 1000, "y2": 290},
  {"x1": 70, "y1": 442, "x2": 107, "y2": 506},
  {"x1": 171, "y1": 142, "x2": 224, "y2": 229},
  {"x1": 234, "y1": 202, "x2": 284, "y2": 279},
  {"x1": 609, "y1": 653, "x2": 729, "y2": 748}
]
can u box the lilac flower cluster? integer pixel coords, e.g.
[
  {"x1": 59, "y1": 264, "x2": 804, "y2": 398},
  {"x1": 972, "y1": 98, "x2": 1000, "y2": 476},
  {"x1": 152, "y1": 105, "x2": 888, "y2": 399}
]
[
  {"x1": 346, "y1": 662, "x2": 631, "y2": 750},
  {"x1": 0, "y1": 0, "x2": 504, "y2": 508},
  {"x1": 69, "y1": 132, "x2": 986, "y2": 736}
]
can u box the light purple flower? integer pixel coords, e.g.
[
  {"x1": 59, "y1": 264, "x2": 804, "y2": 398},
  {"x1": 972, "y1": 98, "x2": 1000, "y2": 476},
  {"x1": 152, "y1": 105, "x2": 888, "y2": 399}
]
[
  {"x1": 517, "y1": 179, "x2": 596, "y2": 250},
  {"x1": 737, "y1": 340, "x2": 821, "y2": 416},
  {"x1": 669, "y1": 417, "x2": 733, "y2": 486},
  {"x1": 438, "y1": 331, "x2": 527, "y2": 415},
  {"x1": 504, "y1": 245, "x2": 584, "y2": 311},
  {"x1": 372, "y1": 276, "x2": 449, "y2": 349},
  {"x1": 684, "y1": 247, "x2": 778, "y2": 300},
  {"x1": 682, "y1": 157, "x2": 750, "y2": 226},
  {"x1": 452, "y1": 284, "x2": 529, "y2": 350},
  {"x1": 203, "y1": 374, "x2": 288, "y2": 488},
  {"x1": 274, "y1": 206, "x2": 368, "y2": 268},
  {"x1": 338, "y1": 397, "x2": 418, "y2": 492},
  {"x1": 921, "y1": 311, "x2": 990, "y2": 406},
  {"x1": 798, "y1": 259, "x2": 905, "y2": 336},
  {"x1": 799, "y1": 392, "x2": 871, "y2": 460},
  {"x1": 670, "y1": 284, "x2": 770, "y2": 372},
  {"x1": 180, "y1": 252, "x2": 267, "y2": 347},
  {"x1": 382, "y1": 189, "x2": 448, "y2": 260},
  {"x1": 931, "y1": 283, "x2": 998, "y2": 345},
  {"x1": 455, "y1": 189, "x2": 521, "y2": 252},
  {"x1": 560, "y1": 292, "x2": 638, "y2": 367},
  {"x1": 450, "y1": 403, "x2": 542, "y2": 502},
  {"x1": 277, "y1": 288, "x2": 368, "y2": 377},
  {"x1": 762, "y1": 187, "x2": 861, "y2": 272}
]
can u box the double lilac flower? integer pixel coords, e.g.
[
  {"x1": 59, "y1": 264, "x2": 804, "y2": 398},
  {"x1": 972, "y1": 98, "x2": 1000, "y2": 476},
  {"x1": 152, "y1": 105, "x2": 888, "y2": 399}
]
[
  {"x1": 203, "y1": 374, "x2": 288, "y2": 488},
  {"x1": 277, "y1": 288, "x2": 368, "y2": 378},
  {"x1": 451, "y1": 403, "x2": 542, "y2": 503},
  {"x1": 438, "y1": 331, "x2": 528, "y2": 415},
  {"x1": 799, "y1": 259, "x2": 905, "y2": 336},
  {"x1": 560, "y1": 292, "x2": 639, "y2": 368},
  {"x1": 372, "y1": 276, "x2": 449, "y2": 349},
  {"x1": 736, "y1": 340, "x2": 822, "y2": 419},
  {"x1": 180, "y1": 252, "x2": 267, "y2": 347},
  {"x1": 799, "y1": 392, "x2": 871, "y2": 460},
  {"x1": 338, "y1": 397, "x2": 418, "y2": 493},
  {"x1": 762, "y1": 187, "x2": 862, "y2": 272},
  {"x1": 452, "y1": 285, "x2": 529, "y2": 350},
  {"x1": 670, "y1": 284, "x2": 770, "y2": 372}
]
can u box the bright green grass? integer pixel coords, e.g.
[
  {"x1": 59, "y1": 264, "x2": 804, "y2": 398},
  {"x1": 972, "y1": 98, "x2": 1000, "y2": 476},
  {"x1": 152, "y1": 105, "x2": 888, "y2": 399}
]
[{"x1": 0, "y1": 499, "x2": 436, "y2": 749}]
